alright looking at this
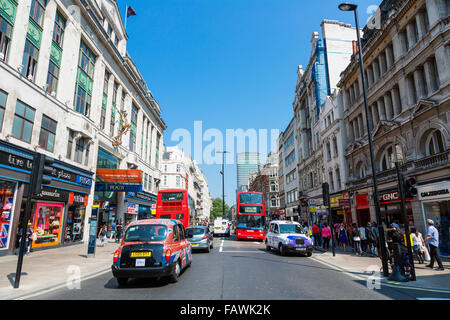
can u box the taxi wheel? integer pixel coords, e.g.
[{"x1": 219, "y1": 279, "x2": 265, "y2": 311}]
[
  {"x1": 169, "y1": 260, "x2": 181, "y2": 283},
  {"x1": 116, "y1": 277, "x2": 128, "y2": 287},
  {"x1": 307, "y1": 252, "x2": 312, "y2": 257},
  {"x1": 279, "y1": 244, "x2": 286, "y2": 256}
]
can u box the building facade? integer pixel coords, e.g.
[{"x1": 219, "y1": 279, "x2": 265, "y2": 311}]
[
  {"x1": 248, "y1": 151, "x2": 280, "y2": 220},
  {"x1": 0, "y1": 0, "x2": 165, "y2": 256},
  {"x1": 341, "y1": 0, "x2": 449, "y2": 256},
  {"x1": 161, "y1": 146, "x2": 212, "y2": 222},
  {"x1": 294, "y1": 21, "x2": 356, "y2": 223},
  {"x1": 236, "y1": 152, "x2": 262, "y2": 192}
]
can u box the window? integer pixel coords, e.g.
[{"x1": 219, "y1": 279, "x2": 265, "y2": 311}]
[
  {"x1": 172, "y1": 223, "x2": 179, "y2": 242},
  {"x1": 333, "y1": 138, "x2": 338, "y2": 156},
  {"x1": 176, "y1": 164, "x2": 180, "y2": 172},
  {"x1": 270, "y1": 182, "x2": 276, "y2": 192},
  {"x1": 380, "y1": 145, "x2": 402, "y2": 171},
  {"x1": 129, "y1": 105, "x2": 138, "y2": 152},
  {"x1": 67, "y1": 130, "x2": 74, "y2": 159},
  {"x1": 326, "y1": 143, "x2": 331, "y2": 160},
  {"x1": 74, "y1": 138, "x2": 84, "y2": 163},
  {"x1": 22, "y1": 40, "x2": 39, "y2": 81},
  {"x1": 0, "y1": 16, "x2": 13, "y2": 62},
  {"x1": 39, "y1": 115, "x2": 57, "y2": 152},
  {"x1": 426, "y1": 130, "x2": 445, "y2": 156},
  {"x1": 271, "y1": 196, "x2": 277, "y2": 207},
  {"x1": 46, "y1": 61, "x2": 59, "y2": 95},
  {"x1": 156, "y1": 133, "x2": 161, "y2": 169},
  {"x1": 0, "y1": 89, "x2": 6, "y2": 132},
  {"x1": 329, "y1": 172, "x2": 334, "y2": 192},
  {"x1": 12, "y1": 100, "x2": 35, "y2": 143},
  {"x1": 163, "y1": 175, "x2": 167, "y2": 186},
  {"x1": 176, "y1": 176, "x2": 180, "y2": 187},
  {"x1": 52, "y1": 11, "x2": 66, "y2": 47},
  {"x1": 75, "y1": 41, "x2": 95, "y2": 116},
  {"x1": 30, "y1": 0, "x2": 46, "y2": 27},
  {"x1": 336, "y1": 168, "x2": 341, "y2": 190}
]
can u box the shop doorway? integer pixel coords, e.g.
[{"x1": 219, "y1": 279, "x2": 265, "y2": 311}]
[{"x1": 357, "y1": 209, "x2": 370, "y2": 227}]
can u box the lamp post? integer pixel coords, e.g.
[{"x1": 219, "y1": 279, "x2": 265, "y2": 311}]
[
  {"x1": 339, "y1": 3, "x2": 389, "y2": 277},
  {"x1": 217, "y1": 151, "x2": 230, "y2": 218}
]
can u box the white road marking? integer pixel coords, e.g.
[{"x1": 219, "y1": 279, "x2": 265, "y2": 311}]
[
  {"x1": 219, "y1": 239, "x2": 224, "y2": 252},
  {"x1": 220, "y1": 250, "x2": 265, "y2": 253},
  {"x1": 15, "y1": 269, "x2": 111, "y2": 300}
]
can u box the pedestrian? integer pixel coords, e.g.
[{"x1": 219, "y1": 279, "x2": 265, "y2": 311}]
[
  {"x1": 410, "y1": 227, "x2": 424, "y2": 264},
  {"x1": 322, "y1": 223, "x2": 331, "y2": 250},
  {"x1": 116, "y1": 220, "x2": 123, "y2": 243},
  {"x1": 110, "y1": 220, "x2": 117, "y2": 241},
  {"x1": 352, "y1": 224, "x2": 362, "y2": 256},
  {"x1": 312, "y1": 223, "x2": 321, "y2": 248},
  {"x1": 365, "y1": 222, "x2": 378, "y2": 256},
  {"x1": 424, "y1": 219, "x2": 445, "y2": 271},
  {"x1": 359, "y1": 224, "x2": 367, "y2": 253},
  {"x1": 98, "y1": 224, "x2": 107, "y2": 247},
  {"x1": 339, "y1": 224, "x2": 348, "y2": 252}
]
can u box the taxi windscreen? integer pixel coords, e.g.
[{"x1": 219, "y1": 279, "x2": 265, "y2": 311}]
[
  {"x1": 124, "y1": 225, "x2": 168, "y2": 242},
  {"x1": 279, "y1": 224, "x2": 305, "y2": 234}
]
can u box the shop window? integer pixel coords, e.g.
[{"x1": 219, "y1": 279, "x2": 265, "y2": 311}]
[
  {"x1": 0, "y1": 16, "x2": 12, "y2": 62},
  {"x1": 0, "y1": 181, "x2": 16, "y2": 249},
  {"x1": 31, "y1": 202, "x2": 63, "y2": 248},
  {"x1": 12, "y1": 100, "x2": 35, "y2": 143},
  {"x1": 423, "y1": 201, "x2": 450, "y2": 256},
  {"x1": 0, "y1": 89, "x2": 6, "y2": 132},
  {"x1": 22, "y1": 40, "x2": 39, "y2": 81},
  {"x1": 38, "y1": 114, "x2": 57, "y2": 152},
  {"x1": 426, "y1": 130, "x2": 445, "y2": 156},
  {"x1": 64, "y1": 205, "x2": 85, "y2": 243}
]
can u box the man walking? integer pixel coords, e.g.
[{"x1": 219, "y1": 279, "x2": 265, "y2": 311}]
[{"x1": 425, "y1": 219, "x2": 445, "y2": 271}]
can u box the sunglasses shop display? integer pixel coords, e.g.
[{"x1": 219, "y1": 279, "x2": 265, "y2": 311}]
[{"x1": 31, "y1": 203, "x2": 64, "y2": 248}]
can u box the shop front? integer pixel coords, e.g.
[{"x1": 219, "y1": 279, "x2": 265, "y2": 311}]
[
  {"x1": 0, "y1": 180, "x2": 17, "y2": 252},
  {"x1": 417, "y1": 181, "x2": 450, "y2": 257},
  {"x1": 379, "y1": 188, "x2": 414, "y2": 227},
  {"x1": 126, "y1": 191, "x2": 157, "y2": 221},
  {"x1": 355, "y1": 194, "x2": 370, "y2": 227},
  {"x1": 330, "y1": 195, "x2": 345, "y2": 224},
  {"x1": 95, "y1": 168, "x2": 143, "y2": 231}
]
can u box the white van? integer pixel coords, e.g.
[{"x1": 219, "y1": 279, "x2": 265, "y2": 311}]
[{"x1": 213, "y1": 218, "x2": 230, "y2": 237}]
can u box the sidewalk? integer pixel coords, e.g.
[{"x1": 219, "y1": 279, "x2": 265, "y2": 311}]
[
  {"x1": 313, "y1": 247, "x2": 450, "y2": 292},
  {"x1": 0, "y1": 241, "x2": 119, "y2": 300}
]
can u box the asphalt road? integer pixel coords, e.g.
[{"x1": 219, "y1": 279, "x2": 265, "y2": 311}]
[{"x1": 25, "y1": 236, "x2": 450, "y2": 300}]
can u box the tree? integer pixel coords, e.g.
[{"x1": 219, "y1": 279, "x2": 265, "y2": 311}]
[{"x1": 210, "y1": 198, "x2": 230, "y2": 219}]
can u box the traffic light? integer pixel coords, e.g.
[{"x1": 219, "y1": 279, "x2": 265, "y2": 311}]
[
  {"x1": 404, "y1": 177, "x2": 418, "y2": 198},
  {"x1": 322, "y1": 183, "x2": 330, "y2": 206},
  {"x1": 33, "y1": 154, "x2": 54, "y2": 195}
]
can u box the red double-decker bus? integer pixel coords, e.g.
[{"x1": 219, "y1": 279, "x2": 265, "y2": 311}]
[
  {"x1": 156, "y1": 189, "x2": 195, "y2": 228},
  {"x1": 235, "y1": 192, "x2": 266, "y2": 241}
]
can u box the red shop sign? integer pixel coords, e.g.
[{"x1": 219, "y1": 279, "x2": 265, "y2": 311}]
[{"x1": 355, "y1": 194, "x2": 369, "y2": 209}]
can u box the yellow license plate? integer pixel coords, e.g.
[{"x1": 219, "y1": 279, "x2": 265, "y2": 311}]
[
  {"x1": 130, "y1": 252, "x2": 152, "y2": 258},
  {"x1": 192, "y1": 244, "x2": 199, "y2": 247}
]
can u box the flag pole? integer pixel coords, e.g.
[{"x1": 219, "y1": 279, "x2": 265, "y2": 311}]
[{"x1": 125, "y1": 5, "x2": 128, "y2": 31}]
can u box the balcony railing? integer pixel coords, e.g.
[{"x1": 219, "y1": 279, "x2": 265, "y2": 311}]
[{"x1": 414, "y1": 151, "x2": 450, "y2": 170}]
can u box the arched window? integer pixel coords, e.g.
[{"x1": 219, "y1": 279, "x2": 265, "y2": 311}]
[
  {"x1": 426, "y1": 130, "x2": 445, "y2": 156},
  {"x1": 379, "y1": 145, "x2": 403, "y2": 171}
]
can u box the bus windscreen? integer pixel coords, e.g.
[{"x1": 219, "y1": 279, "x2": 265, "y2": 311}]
[
  {"x1": 161, "y1": 192, "x2": 184, "y2": 201},
  {"x1": 237, "y1": 215, "x2": 264, "y2": 229},
  {"x1": 239, "y1": 193, "x2": 263, "y2": 204}
]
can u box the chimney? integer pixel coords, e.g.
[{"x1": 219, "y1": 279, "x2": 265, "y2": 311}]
[{"x1": 352, "y1": 41, "x2": 359, "y2": 55}]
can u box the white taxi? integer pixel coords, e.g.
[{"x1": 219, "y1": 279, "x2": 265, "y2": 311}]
[{"x1": 265, "y1": 221, "x2": 313, "y2": 256}]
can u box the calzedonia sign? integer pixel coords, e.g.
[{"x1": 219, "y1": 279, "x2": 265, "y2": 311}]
[{"x1": 418, "y1": 181, "x2": 450, "y2": 201}]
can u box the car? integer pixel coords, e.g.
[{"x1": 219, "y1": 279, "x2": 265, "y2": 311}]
[
  {"x1": 265, "y1": 220, "x2": 313, "y2": 257},
  {"x1": 111, "y1": 219, "x2": 192, "y2": 286},
  {"x1": 186, "y1": 226, "x2": 213, "y2": 252}
]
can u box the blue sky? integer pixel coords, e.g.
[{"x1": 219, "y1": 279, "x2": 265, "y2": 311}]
[{"x1": 117, "y1": 0, "x2": 381, "y2": 206}]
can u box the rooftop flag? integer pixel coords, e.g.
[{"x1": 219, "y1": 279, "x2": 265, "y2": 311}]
[{"x1": 126, "y1": 6, "x2": 137, "y2": 18}]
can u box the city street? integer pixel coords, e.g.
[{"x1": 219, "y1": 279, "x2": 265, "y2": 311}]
[{"x1": 20, "y1": 237, "x2": 450, "y2": 300}]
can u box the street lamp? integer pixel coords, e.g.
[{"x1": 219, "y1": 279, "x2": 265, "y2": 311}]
[
  {"x1": 339, "y1": 3, "x2": 390, "y2": 277},
  {"x1": 217, "y1": 151, "x2": 230, "y2": 218}
]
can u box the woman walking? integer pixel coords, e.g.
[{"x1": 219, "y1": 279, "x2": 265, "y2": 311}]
[
  {"x1": 98, "y1": 224, "x2": 107, "y2": 247},
  {"x1": 411, "y1": 227, "x2": 425, "y2": 264},
  {"x1": 322, "y1": 223, "x2": 331, "y2": 250},
  {"x1": 352, "y1": 224, "x2": 362, "y2": 256},
  {"x1": 339, "y1": 224, "x2": 348, "y2": 252}
]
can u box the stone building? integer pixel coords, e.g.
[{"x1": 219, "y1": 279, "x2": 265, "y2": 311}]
[
  {"x1": 0, "y1": 0, "x2": 165, "y2": 255},
  {"x1": 341, "y1": 0, "x2": 449, "y2": 256}
]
